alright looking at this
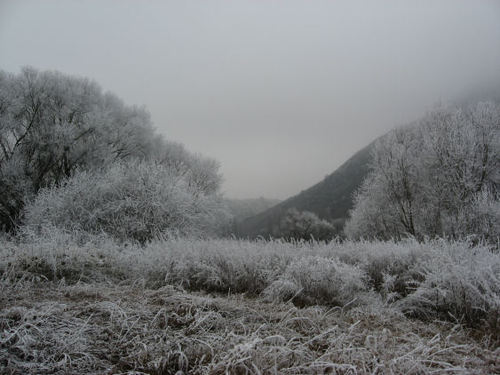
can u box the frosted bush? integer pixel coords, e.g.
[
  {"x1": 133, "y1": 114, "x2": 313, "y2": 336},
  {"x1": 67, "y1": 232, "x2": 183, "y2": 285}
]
[{"x1": 23, "y1": 160, "x2": 229, "y2": 243}]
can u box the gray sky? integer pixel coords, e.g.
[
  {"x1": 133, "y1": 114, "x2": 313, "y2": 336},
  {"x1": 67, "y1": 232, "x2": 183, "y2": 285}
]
[{"x1": 1, "y1": 0, "x2": 500, "y2": 199}]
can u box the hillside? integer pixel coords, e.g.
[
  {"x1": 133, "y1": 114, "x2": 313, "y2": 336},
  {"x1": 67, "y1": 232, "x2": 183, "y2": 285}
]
[
  {"x1": 235, "y1": 142, "x2": 374, "y2": 238},
  {"x1": 225, "y1": 197, "x2": 281, "y2": 222}
]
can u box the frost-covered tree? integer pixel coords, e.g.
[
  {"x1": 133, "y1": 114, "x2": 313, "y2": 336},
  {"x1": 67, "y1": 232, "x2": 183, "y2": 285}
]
[
  {"x1": 346, "y1": 101, "x2": 499, "y2": 243},
  {"x1": 150, "y1": 138, "x2": 222, "y2": 196},
  {"x1": 0, "y1": 67, "x2": 224, "y2": 232},
  {"x1": 0, "y1": 68, "x2": 153, "y2": 229},
  {"x1": 279, "y1": 208, "x2": 335, "y2": 241}
]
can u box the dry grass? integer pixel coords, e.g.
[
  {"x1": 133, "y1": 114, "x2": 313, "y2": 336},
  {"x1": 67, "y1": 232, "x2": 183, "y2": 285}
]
[
  {"x1": 1, "y1": 233, "x2": 499, "y2": 374},
  {"x1": 1, "y1": 280, "x2": 499, "y2": 374}
]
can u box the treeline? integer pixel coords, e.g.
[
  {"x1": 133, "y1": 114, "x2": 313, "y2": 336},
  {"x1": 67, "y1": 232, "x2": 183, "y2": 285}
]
[
  {"x1": 346, "y1": 102, "x2": 499, "y2": 243},
  {"x1": 0, "y1": 67, "x2": 228, "y2": 240},
  {"x1": 1, "y1": 68, "x2": 498, "y2": 244}
]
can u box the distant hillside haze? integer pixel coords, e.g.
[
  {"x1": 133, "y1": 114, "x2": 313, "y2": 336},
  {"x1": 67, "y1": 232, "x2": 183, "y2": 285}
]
[
  {"x1": 235, "y1": 142, "x2": 374, "y2": 238},
  {"x1": 225, "y1": 197, "x2": 281, "y2": 222}
]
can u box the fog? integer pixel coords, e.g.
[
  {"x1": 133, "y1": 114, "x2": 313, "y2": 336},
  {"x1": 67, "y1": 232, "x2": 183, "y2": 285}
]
[{"x1": 1, "y1": 0, "x2": 499, "y2": 199}]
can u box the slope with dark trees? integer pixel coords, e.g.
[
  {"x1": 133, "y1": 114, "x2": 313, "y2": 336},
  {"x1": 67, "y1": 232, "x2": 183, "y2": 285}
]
[{"x1": 234, "y1": 142, "x2": 375, "y2": 238}]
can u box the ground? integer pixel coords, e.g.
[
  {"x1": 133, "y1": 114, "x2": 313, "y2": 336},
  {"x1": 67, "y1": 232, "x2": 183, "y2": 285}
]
[{"x1": 1, "y1": 281, "x2": 498, "y2": 375}]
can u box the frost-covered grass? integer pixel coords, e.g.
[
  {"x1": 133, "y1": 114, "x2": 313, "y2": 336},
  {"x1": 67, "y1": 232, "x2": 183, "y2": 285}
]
[
  {"x1": 1, "y1": 231, "x2": 499, "y2": 373},
  {"x1": 2, "y1": 282, "x2": 499, "y2": 374},
  {"x1": 2, "y1": 231, "x2": 499, "y2": 328}
]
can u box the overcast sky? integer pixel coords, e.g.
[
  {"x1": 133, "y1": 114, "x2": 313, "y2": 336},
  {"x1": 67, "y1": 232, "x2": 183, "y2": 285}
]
[{"x1": 1, "y1": 0, "x2": 499, "y2": 199}]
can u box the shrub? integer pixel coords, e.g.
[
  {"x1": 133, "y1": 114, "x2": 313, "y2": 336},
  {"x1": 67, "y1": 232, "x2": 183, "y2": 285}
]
[{"x1": 23, "y1": 160, "x2": 229, "y2": 243}]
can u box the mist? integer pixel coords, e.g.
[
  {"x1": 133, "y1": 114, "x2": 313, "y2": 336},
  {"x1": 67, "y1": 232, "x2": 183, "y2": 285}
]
[{"x1": 1, "y1": 0, "x2": 499, "y2": 199}]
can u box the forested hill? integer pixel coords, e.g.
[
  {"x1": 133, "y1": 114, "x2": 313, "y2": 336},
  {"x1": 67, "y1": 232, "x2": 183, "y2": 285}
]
[{"x1": 234, "y1": 142, "x2": 374, "y2": 238}]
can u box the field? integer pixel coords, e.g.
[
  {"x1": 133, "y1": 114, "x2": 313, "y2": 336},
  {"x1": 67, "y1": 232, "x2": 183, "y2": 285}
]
[{"x1": 1, "y1": 232, "x2": 499, "y2": 374}]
